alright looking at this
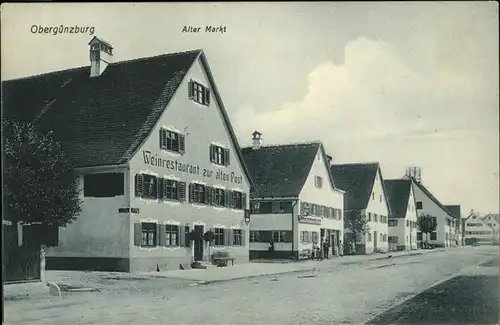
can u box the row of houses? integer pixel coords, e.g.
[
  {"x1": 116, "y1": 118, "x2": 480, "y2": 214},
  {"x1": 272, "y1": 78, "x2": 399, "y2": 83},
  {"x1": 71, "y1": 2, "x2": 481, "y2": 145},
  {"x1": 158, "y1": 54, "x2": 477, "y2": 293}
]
[
  {"x1": 2, "y1": 37, "x2": 466, "y2": 275},
  {"x1": 462, "y1": 213, "x2": 500, "y2": 245}
]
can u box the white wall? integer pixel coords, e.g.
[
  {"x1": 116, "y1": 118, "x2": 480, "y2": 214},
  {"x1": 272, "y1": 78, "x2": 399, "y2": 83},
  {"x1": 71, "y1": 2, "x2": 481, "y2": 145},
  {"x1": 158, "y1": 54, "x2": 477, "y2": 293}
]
[
  {"x1": 46, "y1": 166, "x2": 130, "y2": 259},
  {"x1": 364, "y1": 169, "x2": 390, "y2": 252},
  {"x1": 127, "y1": 55, "x2": 251, "y2": 265}
]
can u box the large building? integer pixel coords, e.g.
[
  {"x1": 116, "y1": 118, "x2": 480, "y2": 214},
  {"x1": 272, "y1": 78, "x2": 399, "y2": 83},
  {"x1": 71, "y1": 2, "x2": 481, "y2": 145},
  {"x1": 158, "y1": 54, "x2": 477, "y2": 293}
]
[
  {"x1": 3, "y1": 37, "x2": 253, "y2": 272},
  {"x1": 330, "y1": 163, "x2": 391, "y2": 254},
  {"x1": 384, "y1": 179, "x2": 419, "y2": 251},
  {"x1": 405, "y1": 176, "x2": 457, "y2": 248},
  {"x1": 242, "y1": 134, "x2": 345, "y2": 260},
  {"x1": 462, "y1": 213, "x2": 498, "y2": 245}
]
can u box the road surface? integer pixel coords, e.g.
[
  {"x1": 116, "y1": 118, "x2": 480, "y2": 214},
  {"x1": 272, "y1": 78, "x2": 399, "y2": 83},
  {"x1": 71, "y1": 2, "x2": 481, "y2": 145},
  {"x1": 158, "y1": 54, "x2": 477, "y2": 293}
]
[{"x1": 4, "y1": 246, "x2": 499, "y2": 325}]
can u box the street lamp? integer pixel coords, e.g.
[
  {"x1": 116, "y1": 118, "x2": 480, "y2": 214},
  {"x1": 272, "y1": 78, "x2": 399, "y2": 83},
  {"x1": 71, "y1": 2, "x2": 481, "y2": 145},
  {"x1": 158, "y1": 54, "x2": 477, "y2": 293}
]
[{"x1": 244, "y1": 202, "x2": 259, "y2": 225}]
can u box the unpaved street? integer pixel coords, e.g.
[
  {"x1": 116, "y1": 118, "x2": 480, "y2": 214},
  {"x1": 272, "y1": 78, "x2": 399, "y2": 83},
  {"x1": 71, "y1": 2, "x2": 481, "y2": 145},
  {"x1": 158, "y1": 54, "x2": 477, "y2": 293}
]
[{"x1": 4, "y1": 246, "x2": 499, "y2": 325}]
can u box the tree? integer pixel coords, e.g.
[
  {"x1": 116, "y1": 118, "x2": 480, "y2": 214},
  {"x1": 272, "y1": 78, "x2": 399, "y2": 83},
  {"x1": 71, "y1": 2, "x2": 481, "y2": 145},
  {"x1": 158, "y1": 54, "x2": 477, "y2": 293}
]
[
  {"x1": 417, "y1": 213, "x2": 438, "y2": 244},
  {"x1": 344, "y1": 210, "x2": 370, "y2": 253},
  {"x1": 3, "y1": 120, "x2": 82, "y2": 227}
]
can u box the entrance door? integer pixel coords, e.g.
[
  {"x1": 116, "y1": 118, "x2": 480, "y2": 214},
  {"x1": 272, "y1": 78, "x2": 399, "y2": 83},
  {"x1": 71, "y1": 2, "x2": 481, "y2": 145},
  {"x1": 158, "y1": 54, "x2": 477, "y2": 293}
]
[
  {"x1": 374, "y1": 231, "x2": 378, "y2": 251},
  {"x1": 194, "y1": 225, "x2": 204, "y2": 261}
]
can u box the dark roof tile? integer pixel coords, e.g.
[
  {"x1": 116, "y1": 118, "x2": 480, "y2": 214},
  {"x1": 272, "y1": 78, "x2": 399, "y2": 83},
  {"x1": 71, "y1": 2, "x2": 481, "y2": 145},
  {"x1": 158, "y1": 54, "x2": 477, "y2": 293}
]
[{"x1": 384, "y1": 179, "x2": 412, "y2": 218}]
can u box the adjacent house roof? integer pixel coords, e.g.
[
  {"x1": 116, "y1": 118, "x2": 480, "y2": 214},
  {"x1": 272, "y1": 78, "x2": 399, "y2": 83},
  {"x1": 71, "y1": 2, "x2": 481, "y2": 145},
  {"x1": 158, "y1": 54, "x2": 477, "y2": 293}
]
[
  {"x1": 241, "y1": 141, "x2": 336, "y2": 198},
  {"x1": 444, "y1": 205, "x2": 462, "y2": 220},
  {"x1": 384, "y1": 179, "x2": 412, "y2": 218},
  {"x1": 481, "y1": 214, "x2": 500, "y2": 224},
  {"x1": 409, "y1": 178, "x2": 456, "y2": 219},
  {"x1": 330, "y1": 162, "x2": 392, "y2": 215},
  {"x1": 2, "y1": 48, "x2": 254, "y2": 188}
]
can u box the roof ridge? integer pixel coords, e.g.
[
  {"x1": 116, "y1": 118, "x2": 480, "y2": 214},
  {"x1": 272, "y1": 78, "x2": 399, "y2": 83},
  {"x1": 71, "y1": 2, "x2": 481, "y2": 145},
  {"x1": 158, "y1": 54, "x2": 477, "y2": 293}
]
[
  {"x1": 2, "y1": 49, "x2": 203, "y2": 83},
  {"x1": 241, "y1": 140, "x2": 322, "y2": 150},
  {"x1": 331, "y1": 161, "x2": 379, "y2": 167}
]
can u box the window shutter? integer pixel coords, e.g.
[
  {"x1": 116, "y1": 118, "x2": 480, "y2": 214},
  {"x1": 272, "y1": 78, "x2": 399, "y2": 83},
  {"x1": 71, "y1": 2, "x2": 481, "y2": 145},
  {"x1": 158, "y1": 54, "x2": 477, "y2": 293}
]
[
  {"x1": 188, "y1": 80, "x2": 194, "y2": 99},
  {"x1": 211, "y1": 187, "x2": 216, "y2": 206},
  {"x1": 179, "y1": 134, "x2": 186, "y2": 154},
  {"x1": 205, "y1": 88, "x2": 211, "y2": 106},
  {"x1": 224, "y1": 228, "x2": 231, "y2": 246},
  {"x1": 209, "y1": 145, "x2": 214, "y2": 163},
  {"x1": 224, "y1": 190, "x2": 230, "y2": 208},
  {"x1": 300, "y1": 202, "x2": 304, "y2": 215},
  {"x1": 156, "y1": 224, "x2": 161, "y2": 246},
  {"x1": 228, "y1": 229, "x2": 234, "y2": 246},
  {"x1": 241, "y1": 229, "x2": 246, "y2": 246},
  {"x1": 135, "y1": 174, "x2": 143, "y2": 197},
  {"x1": 204, "y1": 186, "x2": 210, "y2": 204},
  {"x1": 178, "y1": 182, "x2": 187, "y2": 202},
  {"x1": 159, "y1": 129, "x2": 164, "y2": 149},
  {"x1": 158, "y1": 224, "x2": 166, "y2": 246},
  {"x1": 185, "y1": 226, "x2": 191, "y2": 247},
  {"x1": 179, "y1": 225, "x2": 185, "y2": 247},
  {"x1": 224, "y1": 148, "x2": 230, "y2": 166},
  {"x1": 157, "y1": 178, "x2": 164, "y2": 200},
  {"x1": 163, "y1": 179, "x2": 169, "y2": 199},
  {"x1": 134, "y1": 223, "x2": 142, "y2": 246},
  {"x1": 189, "y1": 183, "x2": 195, "y2": 202},
  {"x1": 241, "y1": 193, "x2": 247, "y2": 210}
]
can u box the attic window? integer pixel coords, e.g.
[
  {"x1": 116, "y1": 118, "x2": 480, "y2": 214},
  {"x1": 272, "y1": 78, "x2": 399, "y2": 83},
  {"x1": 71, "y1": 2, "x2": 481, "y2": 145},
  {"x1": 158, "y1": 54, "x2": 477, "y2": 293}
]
[
  {"x1": 416, "y1": 201, "x2": 423, "y2": 209},
  {"x1": 315, "y1": 176, "x2": 323, "y2": 188},
  {"x1": 160, "y1": 128, "x2": 185, "y2": 154},
  {"x1": 189, "y1": 80, "x2": 210, "y2": 106},
  {"x1": 210, "y1": 144, "x2": 230, "y2": 166}
]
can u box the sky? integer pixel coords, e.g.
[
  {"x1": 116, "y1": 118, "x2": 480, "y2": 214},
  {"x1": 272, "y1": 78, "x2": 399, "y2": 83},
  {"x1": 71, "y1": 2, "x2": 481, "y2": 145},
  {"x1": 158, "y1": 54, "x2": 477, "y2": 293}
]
[{"x1": 1, "y1": 2, "x2": 499, "y2": 215}]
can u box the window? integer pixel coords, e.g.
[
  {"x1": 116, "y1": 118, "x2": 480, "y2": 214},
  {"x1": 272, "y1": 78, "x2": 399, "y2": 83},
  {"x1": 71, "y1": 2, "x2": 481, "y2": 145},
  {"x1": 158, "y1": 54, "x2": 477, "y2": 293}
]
[
  {"x1": 190, "y1": 183, "x2": 206, "y2": 204},
  {"x1": 430, "y1": 232, "x2": 437, "y2": 240},
  {"x1": 162, "y1": 179, "x2": 187, "y2": 201},
  {"x1": 311, "y1": 204, "x2": 318, "y2": 216},
  {"x1": 232, "y1": 191, "x2": 245, "y2": 210},
  {"x1": 272, "y1": 202, "x2": 293, "y2": 213},
  {"x1": 379, "y1": 194, "x2": 382, "y2": 202},
  {"x1": 388, "y1": 219, "x2": 398, "y2": 227},
  {"x1": 233, "y1": 229, "x2": 243, "y2": 246},
  {"x1": 165, "y1": 225, "x2": 179, "y2": 246},
  {"x1": 312, "y1": 231, "x2": 319, "y2": 244},
  {"x1": 84, "y1": 173, "x2": 124, "y2": 197},
  {"x1": 367, "y1": 213, "x2": 372, "y2": 221},
  {"x1": 249, "y1": 231, "x2": 260, "y2": 242},
  {"x1": 135, "y1": 174, "x2": 157, "y2": 199},
  {"x1": 417, "y1": 232, "x2": 422, "y2": 240},
  {"x1": 315, "y1": 176, "x2": 323, "y2": 188},
  {"x1": 214, "y1": 228, "x2": 225, "y2": 246},
  {"x1": 213, "y1": 188, "x2": 225, "y2": 207},
  {"x1": 372, "y1": 192, "x2": 375, "y2": 200},
  {"x1": 301, "y1": 202, "x2": 310, "y2": 215},
  {"x1": 301, "y1": 231, "x2": 310, "y2": 243},
  {"x1": 141, "y1": 223, "x2": 157, "y2": 247},
  {"x1": 388, "y1": 236, "x2": 398, "y2": 243},
  {"x1": 367, "y1": 232, "x2": 372, "y2": 242},
  {"x1": 184, "y1": 226, "x2": 191, "y2": 247},
  {"x1": 374, "y1": 214, "x2": 378, "y2": 222},
  {"x1": 319, "y1": 206, "x2": 325, "y2": 217},
  {"x1": 159, "y1": 129, "x2": 185, "y2": 154},
  {"x1": 189, "y1": 80, "x2": 210, "y2": 106},
  {"x1": 416, "y1": 201, "x2": 423, "y2": 209},
  {"x1": 210, "y1": 144, "x2": 230, "y2": 166},
  {"x1": 406, "y1": 220, "x2": 410, "y2": 227}
]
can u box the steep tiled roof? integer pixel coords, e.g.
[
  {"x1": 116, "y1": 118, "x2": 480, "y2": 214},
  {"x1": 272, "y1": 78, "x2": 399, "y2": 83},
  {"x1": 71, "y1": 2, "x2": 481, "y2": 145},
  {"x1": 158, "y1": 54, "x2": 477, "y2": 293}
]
[
  {"x1": 410, "y1": 179, "x2": 456, "y2": 219},
  {"x1": 2, "y1": 48, "x2": 254, "y2": 190},
  {"x1": 2, "y1": 50, "x2": 200, "y2": 167},
  {"x1": 481, "y1": 214, "x2": 500, "y2": 224},
  {"x1": 241, "y1": 142, "x2": 335, "y2": 198},
  {"x1": 384, "y1": 179, "x2": 412, "y2": 218},
  {"x1": 330, "y1": 162, "x2": 391, "y2": 215}
]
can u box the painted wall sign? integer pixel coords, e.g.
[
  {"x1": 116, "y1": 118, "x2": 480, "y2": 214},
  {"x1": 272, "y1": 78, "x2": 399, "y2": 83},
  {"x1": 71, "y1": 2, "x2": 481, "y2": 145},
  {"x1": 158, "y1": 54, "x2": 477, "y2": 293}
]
[
  {"x1": 142, "y1": 150, "x2": 243, "y2": 184},
  {"x1": 298, "y1": 215, "x2": 322, "y2": 225},
  {"x1": 118, "y1": 208, "x2": 140, "y2": 214}
]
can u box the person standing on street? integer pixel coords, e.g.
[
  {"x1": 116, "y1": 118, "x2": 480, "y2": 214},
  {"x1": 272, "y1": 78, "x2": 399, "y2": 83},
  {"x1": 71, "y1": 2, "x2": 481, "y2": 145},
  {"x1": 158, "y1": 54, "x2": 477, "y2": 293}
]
[{"x1": 323, "y1": 240, "x2": 329, "y2": 259}]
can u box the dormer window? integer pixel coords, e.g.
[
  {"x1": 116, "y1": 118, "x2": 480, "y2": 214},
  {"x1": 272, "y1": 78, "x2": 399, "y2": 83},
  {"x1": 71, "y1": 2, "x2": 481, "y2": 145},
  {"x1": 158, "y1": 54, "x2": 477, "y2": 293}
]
[{"x1": 189, "y1": 80, "x2": 210, "y2": 106}]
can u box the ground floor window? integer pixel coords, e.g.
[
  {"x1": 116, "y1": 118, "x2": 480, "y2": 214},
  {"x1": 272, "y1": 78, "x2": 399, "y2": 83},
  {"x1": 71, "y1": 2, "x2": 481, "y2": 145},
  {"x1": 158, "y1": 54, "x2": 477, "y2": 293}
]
[
  {"x1": 430, "y1": 232, "x2": 437, "y2": 240},
  {"x1": 214, "y1": 228, "x2": 225, "y2": 246},
  {"x1": 233, "y1": 229, "x2": 243, "y2": 246},
  {"x1": 417, "y1": 232, "x2": 422, "y2": 240},
  {"x1": 141, "y1": 223, "x2": 157, "y2": 247},
  {"x1": 249, "y1": 231, "x2": 260, "y2": 242},
  {"x1": 301, "y1": 231, "x2": 310, "y2": 243},
  {"x1": 367, "y1": 232, "x2": 372, "y2": 242},
  {"x1": 165, "y1": 225, "x2": 179, "y2": 246},
  {"x1": 272, "y1": 231, "x2": 289, "y2": 243},
  {"x1": 388, "y1": 236, "x2": 398, "y2": 243}
]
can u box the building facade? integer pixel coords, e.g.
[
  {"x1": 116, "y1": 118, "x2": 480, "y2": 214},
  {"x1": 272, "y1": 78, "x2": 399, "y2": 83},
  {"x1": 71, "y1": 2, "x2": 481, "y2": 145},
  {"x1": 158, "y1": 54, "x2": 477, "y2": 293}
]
[
  {"x1": 242, "y1": 137, "x2": 344, "y2": 260},
  {"x1": 384, "y1": 179, "x2": 419, "y2": 251},
  {"x1": 4, "y1": 37, "x2": 252, "y2": 272},
  {"x1": 330, "y1": 163, "x2": 391, "y2": 254},
  {"x1": 445, "y1": 205, "x2": 463, "y2": 246},
  {"x1": 407, "y1": 177, "x2": 457, "y2": 248},
  {"x1": 462, "y1": 213, "x2": 497, "y2": 245}
]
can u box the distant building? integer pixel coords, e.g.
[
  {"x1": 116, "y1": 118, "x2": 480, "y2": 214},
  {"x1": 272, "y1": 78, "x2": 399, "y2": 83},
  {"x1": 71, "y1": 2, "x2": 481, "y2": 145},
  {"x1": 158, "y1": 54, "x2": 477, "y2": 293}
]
[
  {"x1": 242, "y1": 136, "x2": 344, "y2": 260},
  {"x1": 3, "y1": 37, "x2": 254, "y2": 272},
  {"x1": 330, "y1": 162, "x2": 391, "y2": 254},
  {"x1": 462, "y1": 213, "x2": 496, "y2": 245},
  {"x1": 384, "y1": 179, "x2": 419, "y2": 251},
  {"x1": 444, "y1": 205, "x2": 462, "y2": 246}
]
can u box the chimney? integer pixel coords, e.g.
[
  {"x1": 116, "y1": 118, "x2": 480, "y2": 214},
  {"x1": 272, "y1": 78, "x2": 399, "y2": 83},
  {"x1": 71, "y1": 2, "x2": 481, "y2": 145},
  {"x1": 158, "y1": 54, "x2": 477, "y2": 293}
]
[
  {"x1": 89, "y1": 36, "x2": 113, "y2": 77},
  {"x1": 252, "y1": 131, "x2": 263, "y2": 150}
]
